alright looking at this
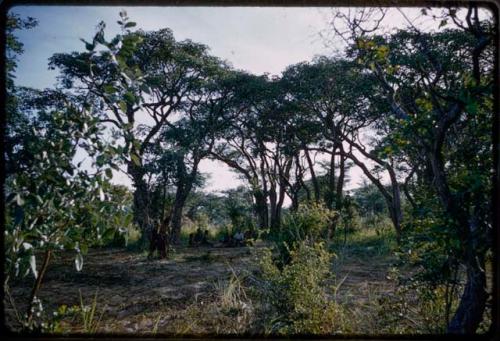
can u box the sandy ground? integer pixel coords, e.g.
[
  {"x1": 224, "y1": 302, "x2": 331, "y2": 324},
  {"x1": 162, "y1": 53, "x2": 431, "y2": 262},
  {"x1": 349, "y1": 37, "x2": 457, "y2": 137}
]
[
  {"x1": 7, "y1": 244, "x2": 266, "y2": 334},
  {"x1": 6, "y1": 241, "x2": 400, "y2": 335}
]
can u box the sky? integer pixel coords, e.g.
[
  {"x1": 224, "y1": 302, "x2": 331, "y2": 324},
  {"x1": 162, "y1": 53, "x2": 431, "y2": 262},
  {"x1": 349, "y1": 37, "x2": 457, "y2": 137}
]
[
  {"x1": 10, "y1": 5, "x2": 343, "y2": 195},
  {"x1": 9, "y1": 5, "x2": 457, "y2": 196}
]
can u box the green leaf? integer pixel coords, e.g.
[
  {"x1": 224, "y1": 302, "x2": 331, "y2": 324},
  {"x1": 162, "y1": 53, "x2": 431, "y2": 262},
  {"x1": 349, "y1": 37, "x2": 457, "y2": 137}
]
[
  {"x1": 80, "y1": 243, "x2": 89, "y2": 255},
  {"x1": 123, "y1": 91, "x2": 136, "y2": 105},
  {"x1": 23, "y1": 242, "x2": 33, "y2": 251},
  {"x1": 466, "y1": 101, "x2": 478, "y2": 114},
  {"x1": 103, "y1": 85, "x2": 117, "y2": 95},
  {"x1": 105, "y1": 168, "x2": 113, "y2": 179},
  {"x1": 131, "y1": 154, "x2": 141, "y2": 166},
  {"x1": 140, "y1": 83, "x2": 151, "y2": 95},
  {"x1": 118, "y1": 101, "x2": 128, "y2": 113},
  {"x1": 103, "y1": 228, "x2": 116, "y2": 241},
  {"x1": 79, "y1": 38, "x2": 96, "y2": 51},
  {"x1": 124, "y1": 22, "x2": 137, "y2": 28},
  {"x1": 96, "y1": 154, "x2": 106, "y2": 167}
]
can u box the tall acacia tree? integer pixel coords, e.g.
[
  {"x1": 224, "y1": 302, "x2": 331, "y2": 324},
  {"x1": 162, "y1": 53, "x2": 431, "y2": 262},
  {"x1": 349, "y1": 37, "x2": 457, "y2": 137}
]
[
  {"x1": 281, "y1": 58, "x2": 404, "y2": 240},
  {"x1": 49, "y1": 13, "x2": 231, "y2": 248},
  {"x1": 211, "y1": 73, "x2": 295, "y2": 230}
]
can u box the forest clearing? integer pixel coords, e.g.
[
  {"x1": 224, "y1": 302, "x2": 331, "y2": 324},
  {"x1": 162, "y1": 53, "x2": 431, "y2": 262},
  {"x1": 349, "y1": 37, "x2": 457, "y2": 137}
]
[
  {"x1": 4, "y1": 229, "x2": 427, "y2": 335},
  {"x1": 3, "y1": 3, "x2": 497, "y2": 337}
]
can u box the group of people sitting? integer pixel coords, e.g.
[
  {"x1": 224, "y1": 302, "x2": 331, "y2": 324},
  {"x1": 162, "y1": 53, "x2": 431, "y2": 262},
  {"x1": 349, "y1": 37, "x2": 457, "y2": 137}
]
[
  {"x1": 188, "y1": 227, "x2": 257, "y2": 248},
  {"x1": 219, "y1": 230, "x2": 256, "y2": 247},
  {"x1": 188, "y1": 228, "x2": 213, "y2": 247}
]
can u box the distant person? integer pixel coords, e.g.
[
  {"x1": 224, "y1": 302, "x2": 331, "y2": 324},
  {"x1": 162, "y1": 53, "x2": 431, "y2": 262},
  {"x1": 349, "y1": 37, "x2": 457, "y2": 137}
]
[
  {"x1": 234, "y1": 231, "x2": 245, "y2": 246},
  {"x1": 193, "y1": 227, "x2": 203, "y2": 245},
  {"x1": 201, "y1": 229, "x2": 213, "y2": 247}
]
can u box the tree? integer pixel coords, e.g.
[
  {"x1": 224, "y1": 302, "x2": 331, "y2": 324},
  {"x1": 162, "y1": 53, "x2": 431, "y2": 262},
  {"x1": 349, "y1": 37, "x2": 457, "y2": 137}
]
[
  {"x1": 331, "y1": 6, "x2": 494, "y2": 332},
  {"x1": 49, "y1": 12, "x2": 232, "y2": 251},
  {"x1": 281, "y1": 57, "x2": 404, "y2": 240},
  {"x1": 4, "y1": 13, "x2": 130, "y2": 328}
]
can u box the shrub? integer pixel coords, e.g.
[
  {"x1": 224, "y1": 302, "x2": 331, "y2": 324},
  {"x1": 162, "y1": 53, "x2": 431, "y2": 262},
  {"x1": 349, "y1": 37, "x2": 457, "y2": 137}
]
[
  {"x1": 339, "y1": 203, "x2": 361, "y2": 233},
  {"x1": 272, "y1": 202, "x2": 336, "y2": 264},
  {"x1": 256, "y1": 241, "x2": 345, "y2": 335}
]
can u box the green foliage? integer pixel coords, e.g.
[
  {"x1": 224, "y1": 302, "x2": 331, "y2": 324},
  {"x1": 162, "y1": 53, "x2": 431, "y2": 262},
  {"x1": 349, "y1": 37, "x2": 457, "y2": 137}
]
[
  {"x1": 4, "y1": 93, "x2": 117, "y2": 281},
  {"x1": 4, "y1": 14, "x2": 125, "y2": 330},
  {"x1": 271, "y1": 202, "x2": 336, "y2": 264},
  {"x1": 377, "y1": 279, "x2": 461, "y2": 334},
  {"x1": 77, "y1": 290, "x2": 104, "y2": 333},
  {"x1": 338, "y1": 194, "x2": 361, "y2": 233},
  {"x1": 398, "y1": 213, "x2": 461, "y2": 286},
  {"x1": 282, "y1": 202, "x2": 336, "y2": 241},
  {"x1": 256, "y1": 242, "x2": 344, "y2": 335},
  {"x1": 352, "y1": 183, "x2": 388, "y2": 217},
  {"x1": 5, "y1": 8, "x2": 494, "y2": 335},
  {"x1": 331, "y1": 223, "x2": 396, "y2": 259}
]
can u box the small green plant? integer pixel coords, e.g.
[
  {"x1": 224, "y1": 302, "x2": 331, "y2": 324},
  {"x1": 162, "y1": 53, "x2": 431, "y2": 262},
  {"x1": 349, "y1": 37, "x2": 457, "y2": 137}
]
[
  {"x1": 151, "y1": 313, "x2": 163, "y2": 335},
  {"x1": 256, "y1": 241, "x2": 345, "y2": 335},
  {"x1": 376, "y1": 279, "x2": 462, "y2": 334},
  {"x1": 214, "y1": 267, "x2": 250, "y2": 315},
  {"x1": 272, "y1": 202, "x2": 337, "y2": 264},
  {"x1": 77, "y1": 290, "x2": 104, "y2": 333}
]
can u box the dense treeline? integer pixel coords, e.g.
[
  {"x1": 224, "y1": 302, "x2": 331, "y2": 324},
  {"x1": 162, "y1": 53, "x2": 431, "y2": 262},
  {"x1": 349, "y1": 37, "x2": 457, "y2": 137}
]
[{"x1": 4, "y1": 6, "x2": 495, "y2": 334}]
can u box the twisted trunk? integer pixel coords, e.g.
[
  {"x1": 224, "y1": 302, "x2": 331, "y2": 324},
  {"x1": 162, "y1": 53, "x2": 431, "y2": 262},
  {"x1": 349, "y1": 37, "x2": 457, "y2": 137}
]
[
  {"x1": 169, "y1": 188, "x2": 189, "y2": 245},
  {"x1": 447, "y1": 255, "x2": 488, "y2": 333},
  {"x1": 335, "y1": 153, "x2": 346, "y2": 211},
  {"x1": 128, "y1": 162, "x2": 154, "y2": 249},
  {"x1": 169, "y1": 156, "x2": 200, "y2": 245},
  {"x1": 304, "y1": 147, "x2": 320, "y2": 202},
  {"x1": 326, "y1": 150, "x2": 336, "y2": 210},
  {"x1": 253, "y1": 190, "x2": 268, "y2": 229}
]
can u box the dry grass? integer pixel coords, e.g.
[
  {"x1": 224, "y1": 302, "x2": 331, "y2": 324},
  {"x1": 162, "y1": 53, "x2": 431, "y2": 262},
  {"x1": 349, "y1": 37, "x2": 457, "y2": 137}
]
[{"x1": 5, "y1": 227, "x2": 492, "y2": 336}]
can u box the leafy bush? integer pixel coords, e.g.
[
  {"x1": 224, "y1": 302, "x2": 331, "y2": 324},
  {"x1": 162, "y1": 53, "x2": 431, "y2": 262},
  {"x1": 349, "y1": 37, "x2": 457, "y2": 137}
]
[
  {"x1": 376, "y1": 279, "x2": 462, "y2": 334},
  {"x1": 339, "y1": 202, "x2": 361, "y2": 233},
  {"x1": 256, "y1": 241, "x2": 345, "y2": 335},
  {"x1": 272, "y1": 202, "x2": 336, "y2": 264}
]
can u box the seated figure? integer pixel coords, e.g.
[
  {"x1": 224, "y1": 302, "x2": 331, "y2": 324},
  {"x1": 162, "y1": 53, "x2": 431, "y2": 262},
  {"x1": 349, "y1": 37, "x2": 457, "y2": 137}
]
[
  {"x1": 233, "y1": 231, "x2": 245, "y2": 246},
  {"x1": 200, "y1": 229, "x2": 213, "y2": 246}
]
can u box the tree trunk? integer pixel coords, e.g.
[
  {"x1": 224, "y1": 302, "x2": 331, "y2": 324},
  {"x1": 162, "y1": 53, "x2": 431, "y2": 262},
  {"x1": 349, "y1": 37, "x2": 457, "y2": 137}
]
[
  {"x1": 169, "y1": 185, "x2": 191, "y2": 245},
  {"x1": 338, "y1": 146, "x2": 402, "y2": 243},
  {"x1": 326, "y1": 150, "x2": 336, "y2": 209},
  {"x1": 253, "y1": 190, "x2": 268, "y2": 229},
  {"x1": 291, "y1": 192, "x2": 299, "y2": 211},
  {"x1": 169, "y1": 201, "x2": 184, "y2": 245},
  {"x1": 335, "y1": 153, "x2": 346, "y2": 211},
  {"x1": 128, "y1": 163, "x2": 152, "y2": 249},
  {"x1": 447, "y1": 257, "x2": 488, "y2": 333},
  {"x1": 388, "y1": 168, "x2": 403, "y2": 243},
  {"x1": 169, "y1": 156, "x2": 201, "y2": 245},
  {"x1": 304, "y1": 147, "x2": 320, "y2": 202},
  {"x1": 427, "y1": 150, "x2": 488, "y2": 333},
  {"x1": 269, "y1": 185, "x2": 279, "y2": 230},
  {"x1": 26, "y1": 249, "x2": 51, "y2": 324}
]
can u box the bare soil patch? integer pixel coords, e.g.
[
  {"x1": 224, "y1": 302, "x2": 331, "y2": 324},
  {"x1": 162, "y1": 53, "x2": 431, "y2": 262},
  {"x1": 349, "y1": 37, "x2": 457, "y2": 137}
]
[{"x1": 6, "y1": 241, "x2": 398, "y2": 335}]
